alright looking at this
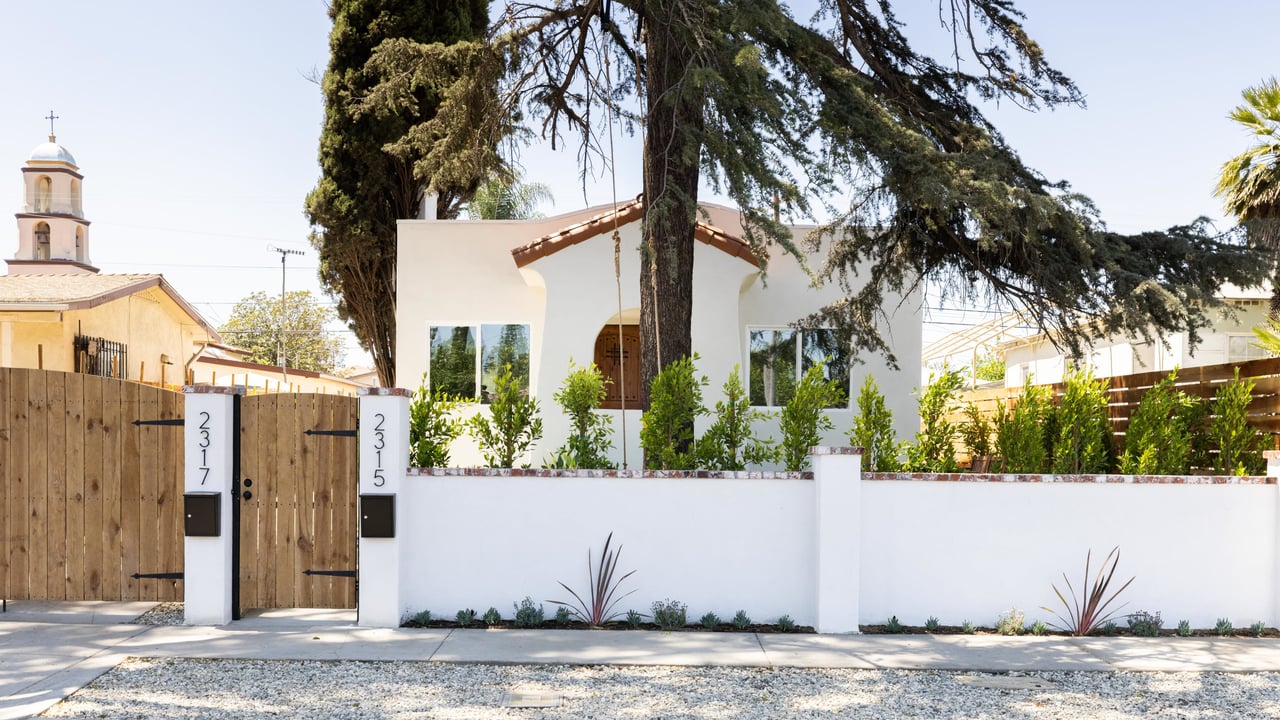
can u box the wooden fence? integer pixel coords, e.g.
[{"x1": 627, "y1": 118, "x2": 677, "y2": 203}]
[
  {"x1": 952, "y1": 357, "x2": 1280, "y2": 452},
  {"x1": 1, "y1": 368, "x2": 184, "y2": 602}
]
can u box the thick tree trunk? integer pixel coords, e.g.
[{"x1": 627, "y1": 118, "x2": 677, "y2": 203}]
[{"x1": 640, "y1": 0, "x2": 704, "y2": 461}]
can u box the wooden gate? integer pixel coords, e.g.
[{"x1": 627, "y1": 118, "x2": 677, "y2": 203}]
[
  {"x1": 237, "y1": 393, "x2": 358, "y2": 610},
  {"x1": 0, "y1": 368, "x2": 184, "y2": 602}
]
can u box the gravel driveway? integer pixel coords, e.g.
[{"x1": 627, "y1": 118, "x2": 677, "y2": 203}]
[{"x1": 41, "y1": 658, "x2": 1280, "y2": 719}]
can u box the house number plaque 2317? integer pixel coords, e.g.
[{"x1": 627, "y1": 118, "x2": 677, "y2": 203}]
[{"x1": 370, "y1": 412, "x2": 386, "y2": 487}]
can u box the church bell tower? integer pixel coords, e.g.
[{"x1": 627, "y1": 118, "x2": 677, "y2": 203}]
[{"x1": 9, "y1": 112, "x2": 96, "y2": 275}]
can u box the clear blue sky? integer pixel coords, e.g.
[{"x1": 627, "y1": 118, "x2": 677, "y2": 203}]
[{"x1": 1, "y1": 1, "x2": 1276, "y2": 365}]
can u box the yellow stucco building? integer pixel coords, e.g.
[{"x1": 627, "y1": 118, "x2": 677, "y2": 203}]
[{"x1": 2, "y1": 132, "x2": 220, "y2": 385}]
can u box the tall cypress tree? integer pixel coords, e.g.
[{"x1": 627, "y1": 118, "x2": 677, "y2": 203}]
[{"x1": 306, "y1": 0, "x2": 490, "y2": 387}]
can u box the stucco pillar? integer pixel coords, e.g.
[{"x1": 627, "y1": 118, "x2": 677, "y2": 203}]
[
  {"x1": 1268, "y1": 450, "x2": 1280, "y2": 627},
  {"x1": 357, "y1": 388, "x2": 412, "y2": 627},
  {"x1": 182, "y1": 385, "x2": 243, "y2": 625},
  {"x1": 811, "y1": 446, "x2": 863, "y2": 634}
]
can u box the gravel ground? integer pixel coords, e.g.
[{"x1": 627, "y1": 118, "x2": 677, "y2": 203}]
[
  {"x1": 129, "y1": 603, "x2": 184, "y2": 626},
  {"x1": 41, "y1": 659, "x2": 1280, "y2": 719}
]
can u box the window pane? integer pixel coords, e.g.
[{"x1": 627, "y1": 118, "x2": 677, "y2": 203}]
[
  {"x1": 749, "y1": 329, "x2": 796, "y2": 406},
  {"x1": 1229, "y1": 335, "x2": 1270, "y2": 362},
  {"x1": 802, "y1": 329, "x2": 849, "y2": 408},
  {"x1": 481, "y1": 324, "x2": 531, "y2": 401},
  {"x1": 429, "y1": 326, "x2": 477, "y2": 398}
]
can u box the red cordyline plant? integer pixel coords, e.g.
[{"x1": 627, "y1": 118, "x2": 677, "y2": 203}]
[
  {"x1": 1043, "y1": 546, "x2": 1135, "y2": 636},
  {"x1": 550, "y1": 532, "x2": 638, "y2": 626}
]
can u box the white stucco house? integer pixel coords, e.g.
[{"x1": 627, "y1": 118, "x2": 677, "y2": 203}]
[
  {"x1": 1002, "y1": 286, "x2": 1272, "y2": 386},
  {"x1": 926, "y1": 285, "x2": 1272, "y2": 388},
  {"x1": 396, "y1": 199, "x2": 923, "y2": 468}
]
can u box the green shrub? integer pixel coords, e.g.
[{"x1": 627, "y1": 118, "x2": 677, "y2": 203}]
[
  {"x1": 551, "y1": 361, "x2": 616, "y2": 469},
  {"x1": 1050, "y1": 366, "x2": 1110, "y2": 474},
  {"x1": 1215, "y1": 617, "x2": 1234, "y2": 636},
  {"x1": 513, "y1": 597, "x2": 545, "y2": 628},
  {"x1": 924, "y1": 616, "x2": 940, "y2": 632},
  {"x1": 482, "y1": 607, "x2": 502, "y2": 626},
  {"x1": 1119, "y1": 370, "x2": 1200, "y2": 475},
  {"x1": 777, "y1": 614, "x2": 797, "y2": 631},
  {"x1": 958, "y1": 402, "x2": 993, "y2": 462},
  {"x1": 1127, "y1": 610, "x2": 1162, "y2": 637},
  {"x1": 1250, "y1": 621, "x2": 1267, "y2": 637},
  {"x1": 554, "y1": 606, "x2": 572, "y2": 626},
  {"x1": 640, "y1": 356, "x2": 708, "y2": 469},
  {"x1": 995, "y1": 380, "x2": 1051, "y2": 473},
  {"x1": 995, "y1": 608, "x2": 1025, "y2": 636},
  {"x1": 1029, "y1": 620, "x2": 1048, "y2": 636},
  {"x1": 408, "y1": 374, "x2": 466, "y2": 467},
  {"x1": 651, "y1": 599, "x2": 687, "y2": 630},
  {"x1": 625, "y1": 609, "x2": 645, "y2": 628},
  {"x1": 698, "y1": 366, "x2": 776, "y2": 470},
  {"x1": 849, "y1": 375, "x2": 904, "y2": 471},
  {"x1": 906, "y1": 371, "x2": 964, "y2": 472},
  {"x1": 885, "y1": 615, "x2": 904, "y2": 633},
  {"x1": 1211, "y1": 368, "x2": 1262, "y2": 475},
  {"x1": 456, "y1": 608, "x2": 476, "y2": 626},
  {"x1": 731, "y1": 610, "x2": 751, "y2": 630},
  {"x1": 779, "y1": 364, "x2": 845, "y2": 471},
  {"x1": 468, "y1": 364, "x2": 543, "y2": 468},
  {"x1": 961, "y1": 620, "x2": 976, "y2": 634},
  {"x1": 700, "y1": 612, "x2": 721, "y2": 629},
  {"x1": 1177, "y1": 619, "x2": 1192, "y2": 637}
]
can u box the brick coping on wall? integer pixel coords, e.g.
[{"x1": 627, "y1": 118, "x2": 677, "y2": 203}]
[
  {"x1": 402, "y1": 447, "x2": 1275, "y2": 483},
  {"x1": 405, "y1": 468, "x2": 1273, "y2": 484},
  {"x1": 408, "y1": 467, "x2": 815, "y2": 480},
  {"x1": 863, "y1": 472, "x2": 1276, "y2": 484}
]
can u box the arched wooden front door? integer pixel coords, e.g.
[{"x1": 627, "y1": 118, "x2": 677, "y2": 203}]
[{"x1": 593, "y1": 325, "x2": 642, "y2": 410}]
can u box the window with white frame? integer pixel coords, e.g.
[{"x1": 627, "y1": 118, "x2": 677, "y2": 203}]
[
  {"x1": 1228, "y1": 334, "x2": 1271, "y2": 363},
  {"x1": 747, "y1": 327, "x2": 849, "y2": 408},
  {"x1": 429, "y1": 324, "x2": 531, "y2": 401}
]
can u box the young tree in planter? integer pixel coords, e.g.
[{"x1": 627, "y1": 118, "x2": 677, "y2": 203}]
[
  {"x1": 906, "y1": 371, "x2": 965, "y2": 472},
  {"x1": 552, "y1": 361, "x2": 616, "y2": 469},
  {"x1": 1050, "y1": 366, "x2": 1110, "y2": 474},
  {"x1": 698, "y1": 366, "x2": 775, "y2": 471},
  {"x1": 849, "y1": 375, "x2": 903, "y2": 472},
  {"x1": 1118, "y1": 370, "x2": 1200, "y2": 475},
  {"x1": 408, "y1": 373, "x2": 467, "y2": 467},
  {"x1": 995, "y1": 380, "x2": 1052, "y2": 473},
  {"x1": 639, "y1": 356, "x2": 708, "y2": 470},
  {"x1": 468, "y1": 364, "x2": 542, "y2": 468},
  {"x1": 779, "y1": 365, "x2": 846, "y2": 472},
  {"x1": 1211, "y1": 368, "x2": 1263, "y2": 476}
]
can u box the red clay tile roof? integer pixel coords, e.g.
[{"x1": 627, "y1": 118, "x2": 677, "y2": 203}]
[{"x1": 510, "y1": 199, "x2": 760, "y2": 268}]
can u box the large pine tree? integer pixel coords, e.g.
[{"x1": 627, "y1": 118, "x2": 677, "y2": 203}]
[
  {"x1": 365, "y1": 0, "x2": 1266, "y2": 413},
  {"x1": 305, "y1": 0, "x2": 491, "y2": 387}
]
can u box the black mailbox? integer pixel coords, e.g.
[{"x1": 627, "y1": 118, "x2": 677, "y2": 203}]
[
  {"x1": 184, "y1": 493, "x2": 221, "y2": 537},
  {"x1": 360, "y1": 494, "x2": 395, "y2": 538}
]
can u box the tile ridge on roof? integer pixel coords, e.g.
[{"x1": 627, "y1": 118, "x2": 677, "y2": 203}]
[{"x1": 511, "y1": 199, "x2": 760, "y2": 268}]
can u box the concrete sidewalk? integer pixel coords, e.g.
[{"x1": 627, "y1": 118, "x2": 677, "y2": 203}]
[{"x1": 4, "y1": 603, "x2": 1280, "y2": 719}]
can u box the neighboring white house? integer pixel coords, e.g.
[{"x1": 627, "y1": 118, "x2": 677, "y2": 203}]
[
  {"x1": 995, "y1": 284, "x2": 1272, "y2": 386},
  {"x1": 396, "y1": 199, "x2": 923, "y2": 468}
]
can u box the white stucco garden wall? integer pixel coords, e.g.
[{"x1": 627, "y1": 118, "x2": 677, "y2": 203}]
[
  {"x1": 381, "y1": 466, "x2": 1280, "y2": 632},
  {"x1": 859, "y1": 479, "x2": 1278, "y2": 629},
  {"x1": 400, "y1": 471, "x2": 818, "y2": 626}
]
